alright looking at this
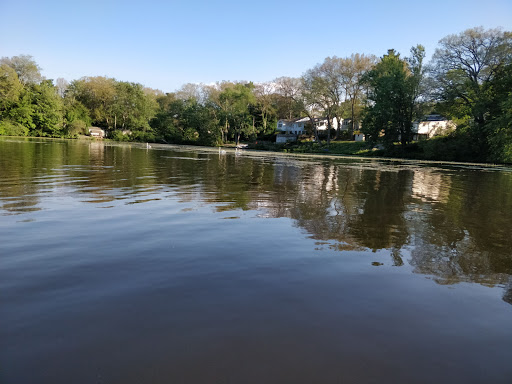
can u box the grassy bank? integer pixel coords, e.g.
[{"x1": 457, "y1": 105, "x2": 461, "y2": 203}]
[
  {"x1": 248, "y1": 140, "x2": 371, "y2": 155},
  {"x1": 246, "y1": 135, "x2": 509, "y2": 164}
]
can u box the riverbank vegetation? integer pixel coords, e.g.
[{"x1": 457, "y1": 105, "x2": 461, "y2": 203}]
[{"x1": 1, "y1": 27, "x2": 511, "y2": 162}]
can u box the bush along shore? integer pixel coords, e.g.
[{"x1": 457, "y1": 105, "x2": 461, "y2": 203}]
[{"x1": 245, "y1": 134, "x2": 509, "y2": 164}]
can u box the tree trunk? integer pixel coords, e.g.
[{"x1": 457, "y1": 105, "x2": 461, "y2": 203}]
[
  {"x1": 350, "y1": 99, "x2": 356, "y2": 137},
  {"x1": 335, "y1": 116, "x2": 341, "y2": 140},
  {"x1": 223, "y1": 119, "x2": 228, "y2": 144},
  {"x1": 326, "y1": 116, "x2": 331, "y2": 146},
  {"x1": 307, "y1": 114, "x2": 319, "y2": 142}
]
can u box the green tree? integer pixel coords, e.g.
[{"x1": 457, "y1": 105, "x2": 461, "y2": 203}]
[
  {"x1": 4, "y1": 90, "x2": 35, "y2": 133},
  {"x1": 362, "y1": 47, "x2": 424, "y2": 148},
  {"x1": 214, "y1": 82, "x2": 256, "y2": 145},
  {"x1": 151, "y1": 93, "x2": 183, "y2": 143},
  {"x1": 0, "y1": 59, "x2": 35, "y2": 136},
  {"x1": 181, "y1": 98, "x2": 220, "y2": 145},
  {"x1": 274, "y1": 76, "x2": 303, "y2": 120},
  {"x1": 30, "y1": 80, "x2": 64, "y2": 136},
  {"x1": 112, "y1": 81, "x2": 157, "y2": 131},
  {"x1": 1, "y1": 80, "x2": 65, "y2": 137},
  {"x1": 222, "y1": 82, "x2": 256, "y2": 144},
  {"x1": 254, "y1": 82, "x2": 277, "y2": 135},
  {"x1": 339, "y1": 53, "x2": 377, "y2": 135},
  {"x1": 0, "y1": 64, "x2": 23, "y2": 112},
  {"x1": 174, "y1": 83, "x2": 205, "y2": 102},
  {"x1": 429, "y1": 27, "x2": 512, "y2": 154},
  {"x1": 486, "y1": 63, "x2": 512, "y2": 163},
  {"x1": 302, "y1": 64, "x2": 338, "y2": 145},
  {"x1": 68, "y1": 76, "x2": 116, "y2": 129},
  {"x1": 150, "y1": 92, "x2": 220, "y2": 145},
  {"x1": 0, "y1": 55, "x2": 43, "y2": 85},
  {"x1": 406, "y1": 45, "x2": 426, "y2": 135},
  {"x1": 63, "y1": 98, "x2": 91, "y2": 135},
  {"x1": 487, "y1": 93, "x2": 512, "y2": 163}
]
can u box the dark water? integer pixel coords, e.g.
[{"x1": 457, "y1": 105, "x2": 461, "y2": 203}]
[{"x1": 1, "y1": 138, "x2": 511, "y2": 384}]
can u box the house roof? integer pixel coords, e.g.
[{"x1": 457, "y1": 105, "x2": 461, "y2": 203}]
[
  {"x1": 422, "y1": 114, "x2": 448, "y2": 122},
  {"x1": 279, "y1": 116, "x2": 338, "y2": 124},
  {"x1": 278, "y1": 117, "x2": 308, "y2": 124}
]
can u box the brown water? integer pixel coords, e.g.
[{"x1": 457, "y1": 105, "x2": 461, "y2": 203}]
[{"x1": 1, "y1": 137, "x2": 511, "y2": 383}]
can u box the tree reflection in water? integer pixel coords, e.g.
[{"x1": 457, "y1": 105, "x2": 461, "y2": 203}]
[{"x1": 1, "y1": 138, "x2": 511, "y2": 303}]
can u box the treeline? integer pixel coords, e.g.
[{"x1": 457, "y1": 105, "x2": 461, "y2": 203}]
[
  {"x1": 0, "y1": 62, "x2": 160, "y2": 140},
  {"x1": 361, "y1": 27, "x2": 512, "y2": 163},
  {"x1": 0, "y1": 27, "x2": 511, "y2": 162}
]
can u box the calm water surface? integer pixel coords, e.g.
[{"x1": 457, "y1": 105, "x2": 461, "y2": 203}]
[{"x1": 1, "y1": 138, "x2": 511, "y2": 384}]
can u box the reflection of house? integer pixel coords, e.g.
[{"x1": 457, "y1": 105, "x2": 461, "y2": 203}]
[
  {"x1": 89, "y1": 141, "x2": 105, "y2": 162},
  {"x1": 413, "y1": 115, "x2": 455, "y2": 140},
  {"x1": 88, "y1": 127, "x2": 105, "y2": 138},
  {"x1": 412, "y1": 170, "x2": 450, "y2": 203}
]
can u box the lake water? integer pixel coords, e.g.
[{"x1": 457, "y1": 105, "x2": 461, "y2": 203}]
[{"x1": 1, "y1": 137, "x2": 511, "y2": 384}]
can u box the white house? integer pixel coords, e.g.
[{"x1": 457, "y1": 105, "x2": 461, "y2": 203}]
[
  {"x1": 317, "y1": 117, "x2": 365, "y2": 141},
  {"x1": 311, "y1": 117, "x2": 339, "y2": 131},
  {"x1": 277, "y1": 117, "x2": 309, "y2": 135},
  {"x1": 276, "y1": 117, "x2": 344, "y2": 143},
  {"x1": 413, "y1": 115, "x2": 455, "y2": 140},
  {"x1": 88, "y1": 127, "x2": 105, "y2": 138},
  {"x1": 276, "y1": 117, "x2": 309, "y2": 143},
  {"x1": 340, "y1": 119, "x2": 366, "y2": 141}
]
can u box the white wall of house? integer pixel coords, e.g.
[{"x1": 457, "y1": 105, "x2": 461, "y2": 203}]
[
  {"x1": 314, "y1": 117, "x2": 339, "y2": 131},
  {"x1": 341, "y1": 119, "x2": 351, "y2": 131},
  {"x1": 413, "y1": 115, "x2": 455, "y2": 139},
  {"x1": 88, "y1": 127, "x2": 105, "y2": 138},
  {"x1": 277, "y1": 118, "x2": 308, "y2": 135},
  {"x1": 276, "y1": 117, "x2": 356, "y2": 143}
]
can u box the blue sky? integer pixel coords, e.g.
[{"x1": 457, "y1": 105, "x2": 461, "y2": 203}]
[{"x1": 1, "y1": 0, "x2": 511, "y2": 92}]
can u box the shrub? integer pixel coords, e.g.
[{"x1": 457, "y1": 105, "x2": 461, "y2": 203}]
[
  {"x1": 418, "y1": 134, "x2": 482, "y2": 162},
  {"x1": 0, "y1": 120, "x2": 29, "y2": 136},
  {"x1": 110, "y1": 130, "x2": 130, "y2": 141},
  {"x1": 67, "y1": 120, "x2": 87, "y2": 136},
  {"x1": 488, "y1": 128, "x2": 512, "y2": 164},
  {"x1": 248, "y1": 141, "x2": 285, "y2": 151},
  {"x1": 129, "y1": 130, "x2": 157, "y2": 143}
]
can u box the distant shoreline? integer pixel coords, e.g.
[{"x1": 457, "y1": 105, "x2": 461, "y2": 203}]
[
  {"x1": 2, "y1": 135, "x2": 510, "y2": 169},
  {"x1": 180, "y1": 144, "x2": 510, "y2": 169}
]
